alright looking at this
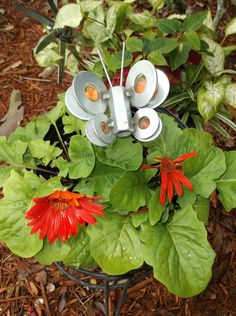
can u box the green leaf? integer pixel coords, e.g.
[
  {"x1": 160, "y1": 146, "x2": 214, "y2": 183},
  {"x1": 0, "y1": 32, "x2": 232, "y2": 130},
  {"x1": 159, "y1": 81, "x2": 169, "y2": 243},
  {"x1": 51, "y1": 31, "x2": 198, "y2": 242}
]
[
  {"x1": 106, "y1": 5, "x2": 117, "y2": 36},
  {"x1": 28, "y1": 140, "x2": 62, "y2": 166},
  {"x1": 85, "y1": 21, "x2": 109, "y2": 44},
  {"x1": 74, "y1": 161, "x2": 124, "y2": 200},
  {"x1": 0, "y1": 137, "x2": 27, "y2": 164},
  {"x1": 223, "y1": 45, "x2": 236, "y2": 56},
  {"x1": 140, "y1": 205, "x2": 215, "y2": 297},
  {"x1": 125, "y1": 37, "x2": 144, "y2": 53},
  {"x1": 156, "y1": 18, "x2": 182, "y2": 34},
  {"x1": 54, "y1": 4, "x2": 83, "y2": 29},
  {"x1": 67, "y1": 135, "x2": 95, "y2": 179},
  {"x1": 0, "y1": 171, "x2": 61, "y2": 258},
  {"x1": 224, "y1": 83, "x2": 236, "y2": 108},
  {"x1": 81, "y1": 0, "x2": 102, "y2": 12},
  {"x1": 147, "y1": 0, "x2": 165, "y2": 10},
  {"x1": 131, "y1": 213, "x2": 149, "y2": 228},
  {"x1": 143, "y1": 38, "x2": 178, "y2": 54},
  {"x1": 147, "y1": 51, "x2": 167, "y2": 66},
  {"x1": 95, "y1": 138, "x2": 143, "y2": 171},
  {"x1": 225, "y1": 17, "x2": 236, "y2": 37},
  {"x1": 202, "y1": 37, "x2": 225, "y2": 76},
  {"x1": 34, "y1": 43, "x2": 62, "y2": 67},
  {"x1": 35, "y1": 239, "x2": 71, "y2": 265},
  {"x1": 46, "y1": 99, "x2": 67, "y2": 122},
  {"x1": 106, "y1": 50, "x2": 132, "y2": 72},
  {"x1": 169, "y1": 42, "x2": 192, "y2": 70},
  {"x1": 62, "y1": 115, "x2": 86, "y2": 135},
  {"x1": 183, "y1": 30, "x2": 201, "y2": 51},
  {"x1": 109, "y1": 170, "x2": 154, "y2": 211},
  {"x1": 34, "y1": 30, "x2": 58, "y2": 54},
  {"x1": 183, "y1": 11, "x2": 208, "y2": 31},
  {"x1": 197, "y1": 81, "x2": 225, "y2": 121},
  {"x1": 87, "y1": 214, "x2": 144, "y2": 274},
  {"x1": 128, "y1": 10, "x2": 154, "y2": 28},
  {"x1": 217, "y1": 151, "x2": 236, "y2": 211},
  {"x1": 148, "y1": 189, "x2": 166, "y2": 225},
  {"x1": 63, "y1": 229, "x2": 97, "y2": 268},
  {"x1": 193, "y1": 196, "x2": 210, "y2": 224}
]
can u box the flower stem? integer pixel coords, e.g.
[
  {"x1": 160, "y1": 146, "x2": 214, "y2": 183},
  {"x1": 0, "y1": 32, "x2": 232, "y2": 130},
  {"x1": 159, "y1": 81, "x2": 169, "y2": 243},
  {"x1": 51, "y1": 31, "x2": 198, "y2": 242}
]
[
  {"x1": 50, "y1": 120, "x2": 70, "y2": 162},
  {"x1": 2, "y1": 161, "x2": 57, "y2": 175}
]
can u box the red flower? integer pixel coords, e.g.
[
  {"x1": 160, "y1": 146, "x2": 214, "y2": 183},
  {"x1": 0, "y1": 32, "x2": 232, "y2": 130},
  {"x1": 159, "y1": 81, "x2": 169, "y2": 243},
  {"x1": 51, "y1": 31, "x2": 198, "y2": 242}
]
[
  {"x1": 25, "y1": 190, "x2": 105, "y2": 243},
  {"x1": 142, "y1": 152, "x2": 197, "y2": 205}
]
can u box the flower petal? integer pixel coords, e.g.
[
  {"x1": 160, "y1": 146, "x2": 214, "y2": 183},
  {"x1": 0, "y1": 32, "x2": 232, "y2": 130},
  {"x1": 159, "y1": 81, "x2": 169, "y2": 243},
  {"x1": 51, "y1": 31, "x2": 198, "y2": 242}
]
[
  {"x1": 161, "y1": 168, "x2": 168, "y2": 190},
  {"x1": 174, "y1": 152, "x2": 197, "y2": 163},
  {"x1": 175, "y1": 170, "x2": 193, "y2": 190},
  {"x1": 77, "y1": 207, "x2": 96, "y2": 224},
  {"x1": 171, "y1": 173, "x2": 183, "y2": 197},
  {"x1": 167, "y1": 175, "x2": 174, "y2": 202}
]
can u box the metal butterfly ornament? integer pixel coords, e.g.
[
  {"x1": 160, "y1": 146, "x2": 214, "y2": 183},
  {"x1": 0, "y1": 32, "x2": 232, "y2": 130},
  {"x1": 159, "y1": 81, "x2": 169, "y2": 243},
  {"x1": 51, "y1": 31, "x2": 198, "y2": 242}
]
[{"x1": 65, "y1": 43, "x2": 170, "y2": 147}]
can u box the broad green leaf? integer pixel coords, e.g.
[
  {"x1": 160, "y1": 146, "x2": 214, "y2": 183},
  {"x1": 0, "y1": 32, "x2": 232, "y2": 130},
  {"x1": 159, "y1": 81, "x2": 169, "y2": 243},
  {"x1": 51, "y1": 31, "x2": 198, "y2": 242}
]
[
  {"x1": 128, "y1": 10, "x2": 155, "y2": 28},
  {"x1": 140, "y1": 206, "x2": 215, "y2": 297},
  {"x1": 183, "y1": 30, "x2": 201, "y2": 51},
  {"x1": 183, "y1": 11, "x2": 208, "y2": 31},
  {"x1": 217, "y1": 151, "x2": 236, "y2": 211},
  {"x1": 85, "y1": 21, "x2": 109, "y2": 44},
  {"x1": 62, "y1": 115, "x2": 86, "y2": 135},
  {"x1": 95, "y1": 138, "x2": 143, "y2": 171},
  {"x1": 169, "y1": 42, "x2": 192, "y2": 70},
  {"x1": 203, "y1": 9, "x2": 215, "y2": 32},
  {"x1": 143, "y1": 38, "x2": 178, "y2": 54},
  {"x1": 0, "y1": 171, "x2": 61, "y2": 257},
  {"x1": 147, "y1": 51, "x2": 167, "y2": 66},
  {"x1": 106, "y1": 5, "x2": 117, "y2": 36},
  {"x1": 87, "y1": 214, "x2": 143, "y2": 274},
  {"x1": 63, "y1": 229, "x2": 97, "y2": 268},
  {"x1": 54, "y1": 4, "x2": 83, "y2": 29},
  {"x1": 177, "y1": 188, "x2": 196, "y2": 209},
  {"x1": 36, "y1": 239, "x2": 71, "y2": 265},
  {"x1": 193, "y1": 196, "x2": 210, "y2": 224},
  {"x1": 156, "y1": 18, "x2": 182, "y2": 34},
  {"x1": 67, "y1": 135, "x2": 95, "y2": 179},
  {"x1": 106, "y1": 50, "x2": 132, "y2": 72},
  {"x1": 131, "y1": 213, "x2": 149, "y2": 228},
  {"x1": 46, "y1": 99, "x2": 66, "y2": 122},
  {"x1": 148, "y1": 189, "x2": 166, "y2": 225},
  {"x1": 28, "y1": 140, "x2": 62, "y2": 166},
  {"x1": 8, "y1": 116, "x2": 51, "y2": 142},
  {"x1": 202, "y1": 37, "x2": 225, "y2": 76},
  {"x1": 74, "y1": 161, "x2": 124, "y2": 200},
  {"x1": 0, "y1": 137, "x2": 27, "y2": 164},
  {"x1": 34, "y1": 43, "x2": 62, "y2": 67},
  {"x1": 225, "y1": 17, "x2": 236, "y2": 37},
  {"x1": 80, "y1": 0, "x2": 102, "y2": 12},
  {"x1": 109, "y1": 170, "x2": 155, "y2": 211},
  {"x1": 125, "y1": 37, "x2": 144, "y2": 53},
  {"x1": 197, "y1": 81, "x2": 225, "y2": 121},
  {"x1": 224, "y1": 83, "x2": 236, "y2": 108}
]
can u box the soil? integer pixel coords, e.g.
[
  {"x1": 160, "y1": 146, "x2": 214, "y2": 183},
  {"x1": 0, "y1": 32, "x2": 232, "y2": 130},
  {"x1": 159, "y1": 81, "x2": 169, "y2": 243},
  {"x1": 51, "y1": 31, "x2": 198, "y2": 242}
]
[{"x1": 0, "y1": 1, "x2": 236, "y2": 316}]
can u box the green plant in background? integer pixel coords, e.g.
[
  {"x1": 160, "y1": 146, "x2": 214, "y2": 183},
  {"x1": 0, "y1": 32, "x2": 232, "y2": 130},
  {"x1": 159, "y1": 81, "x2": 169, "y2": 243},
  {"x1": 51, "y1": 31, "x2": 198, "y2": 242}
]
[{"x1": 0, "y1": 98, "x2": 236, "y2": 297}]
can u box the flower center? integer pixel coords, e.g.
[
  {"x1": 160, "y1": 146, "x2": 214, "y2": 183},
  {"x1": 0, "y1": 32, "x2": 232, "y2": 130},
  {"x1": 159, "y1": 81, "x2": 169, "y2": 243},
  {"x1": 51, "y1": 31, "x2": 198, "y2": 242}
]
[
  {"x1": 50, "y1": 200, "x2": 69, "y2": 212},
  {"x1": 161, "y1": 158, "x2": 176, "y2": 174}
]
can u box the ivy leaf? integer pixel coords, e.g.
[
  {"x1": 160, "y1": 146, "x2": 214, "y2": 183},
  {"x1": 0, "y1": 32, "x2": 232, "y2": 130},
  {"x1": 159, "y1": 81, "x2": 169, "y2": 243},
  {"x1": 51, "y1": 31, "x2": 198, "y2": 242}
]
[
  {"x1": 217, "y1": 151, "x2": 236, "y2": 211},
  {"x1": 225, "y1": 17, "x2": 236, "y2": 37},
  {"x1": 156, "y1": 18, "x2": 182, "y2": 34},
  {"x1": 183, "y1": 11, "x2": 208, "y2": 31},
  {"x1": 0, "y1": 171, "x2": 61, "y2": 258},
  {"x1": 169, "y1": 42, "x2": 192, "y2": 70},
  {"x1": 35, "y1": 239, "x2": 71, "y2": 265},
  {"x1": 147, "y1": 51, "x2": 167, "y2": 66},
  {"x1": 125, "y1": 37, "x2": 144, "y2": 53},
  {"x1": 143, "y1": 38, "x2": 178, "y2": 54},
  {"x1": 109, "y1": 170, "x2": 155, "y2": 211},
  {"x1": 63, "y1": 229, "x2": 97, "y2": 268},
  {"x1": 183, "y1": 30, "x2": 201, "y2": 51},
  {"x1": 34, "y1": 43, "x2": 62, "y2": 68},
  {"x1": 95, "y1": 138, "x2": 143, "y2": 171},
  {"x1": 28, "y1": 140, "x2": 62, "y2": 166},
  {"x1": 197, "y1": 81, "x2": 225, "y2": 121},
  {"x1": 54, "y1": 4, "x2": 83, "y2": 29},
  {"x1": 224, "y1": 83, "x2": 236, "y2": 108},
  {"x1": 140, "y1": 205, "x2": 215, "y2": 297},
  {"x1": 74, "y1": 161, "x2": 124, "y2": 200},
  {"x1": 87, "y1": 214, "x2": 144, "y2": 274},
  {"x1": 202, "y1": 37, "x2": 225, "y2": 76}
]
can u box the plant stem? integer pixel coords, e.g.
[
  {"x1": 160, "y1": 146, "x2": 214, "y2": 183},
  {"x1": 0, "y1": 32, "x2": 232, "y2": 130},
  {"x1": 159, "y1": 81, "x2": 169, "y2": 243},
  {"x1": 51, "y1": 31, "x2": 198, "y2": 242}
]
[
  {"x1": 1, "y1": 161, "x2": 58, "y2": 175},
  {"x1": 50, "y1": 120, "x2": 71, "y2": 162}
]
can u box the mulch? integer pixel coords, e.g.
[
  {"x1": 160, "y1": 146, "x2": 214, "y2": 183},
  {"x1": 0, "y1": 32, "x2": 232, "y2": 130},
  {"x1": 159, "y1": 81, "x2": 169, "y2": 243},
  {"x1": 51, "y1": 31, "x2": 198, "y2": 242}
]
[{"x1": 0, "y1": 1, "x2": 236, "y2": 315}]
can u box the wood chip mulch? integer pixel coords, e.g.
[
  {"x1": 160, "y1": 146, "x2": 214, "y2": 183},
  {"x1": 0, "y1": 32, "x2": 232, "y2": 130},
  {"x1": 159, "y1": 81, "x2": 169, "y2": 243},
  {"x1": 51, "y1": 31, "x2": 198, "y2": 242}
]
[{"x1": 0, "y1": 1, "x2": 235, "y2": 316}]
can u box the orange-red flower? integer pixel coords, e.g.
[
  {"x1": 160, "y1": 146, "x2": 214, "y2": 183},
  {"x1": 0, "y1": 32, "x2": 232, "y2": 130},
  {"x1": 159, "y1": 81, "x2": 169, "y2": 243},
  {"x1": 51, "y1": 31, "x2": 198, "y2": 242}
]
[
  {"x1": 25, "y1": 190, "x2": 105, "y2": 243},
  {"x1": 143, "y1": 152, "x2": 197, "y2": 205}
]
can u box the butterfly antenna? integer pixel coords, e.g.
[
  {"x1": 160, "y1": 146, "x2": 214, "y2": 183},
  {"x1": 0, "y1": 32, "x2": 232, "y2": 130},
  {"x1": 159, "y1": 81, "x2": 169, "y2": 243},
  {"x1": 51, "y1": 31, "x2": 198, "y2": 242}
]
[
  {"x1": 120, "y1": 42, "x2": 125, "y2": 86},
  {"x1": 97, "y1": 48, "x2": 113, "y2": 89}
]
